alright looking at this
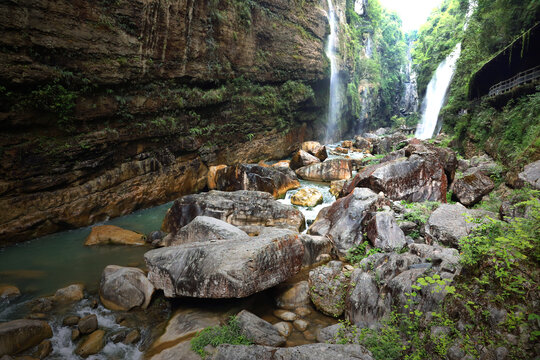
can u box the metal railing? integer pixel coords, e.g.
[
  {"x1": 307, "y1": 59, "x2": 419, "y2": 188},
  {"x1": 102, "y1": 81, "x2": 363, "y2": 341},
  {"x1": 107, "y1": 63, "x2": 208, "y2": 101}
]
[{"x1": 488, "y1": 65, "x2": 540, "y2": 97}]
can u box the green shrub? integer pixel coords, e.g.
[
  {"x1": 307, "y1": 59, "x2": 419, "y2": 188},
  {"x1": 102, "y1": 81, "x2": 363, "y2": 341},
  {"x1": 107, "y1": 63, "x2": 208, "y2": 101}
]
[
  {"x1": 346, "y1": 242, "x2": 382, "y2": 265},
  {"x1": 191, "y1": 316, "x2": 251, "y2": 357}
]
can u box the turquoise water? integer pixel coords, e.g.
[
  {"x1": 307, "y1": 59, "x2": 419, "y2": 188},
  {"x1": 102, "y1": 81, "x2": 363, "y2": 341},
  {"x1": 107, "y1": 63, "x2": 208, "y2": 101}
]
[{"x1": 0, "y1": 202, "x2": 172, "y2": 300}]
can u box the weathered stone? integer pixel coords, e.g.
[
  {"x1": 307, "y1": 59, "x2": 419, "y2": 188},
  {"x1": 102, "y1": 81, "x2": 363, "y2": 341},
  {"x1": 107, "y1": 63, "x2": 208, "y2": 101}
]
[
  {"x1": 295, "y1": 159, "x2": 352, "y2": 182},
  {"x1": 236, "y1": 310, "x2": 285, "y2": 347},
  {"x1": 211, "y1": 344, "x2": 276, "y2": 360},
  {"x1": 308, "y1": 188, "x2": 384, "y2": 255},
  {"x1": 207, "y1": 165, "x2": 228, "y2": 190},
  {"x1": 353, "y1": 136, "x2": 373, "y2": 153},
  {"x1": 517, "y1": 160, "x2": 540, "y2": 189},
  {"x1": 0, "y1": 320, "x2": 52, "y2": 356},
  {"x1": 299, "y1": 234, "x2": 333, "y2": 267},
  {"x1": 290, "y1": 188, "x2": 323, "y2": 207},
  {"x1": 214, "y1": 164, "x2": 300, "y2": 199},
  {"x1": 408, "y1": 244, "x2": 461, "y2": 273},
  {"x1": 273, "y1": 310, "x2": 298, "y2": 322},
  {"x1": 99, "y1": 265, "x2": 154, "y2": 311},
  {"x1": 145, "y1": 229, "x2": 304, "y2": 298},
  {"x1": 162, "y1": 190, "x2": 306, "y2": 235},
  {"x1": 75, "y1": 329, "x2": 105, "y2": 358},
  {"x1": 293, "y1": 319, "x2": 308, "y2": 332},
  {"x1": 301, "y1": 141, "x2": 328, "y2": 161},
  {"x1": 273, "y1": 322, "x2": 293, "y2": 337},
  {"x1": 345, "y1": 270, "x2": 382, "y2": 327},
  {"x1": 54, "y1": 283, "x2": 84, "y2": 304},
  {"x1": 451, "y1": 170, "x2": 495, "y2": 206},
  {"x1": 308, "y1": 261, "x2": 348, "y2": 317},
  {"x1": 0, "y1": 285, "x2": 20, "y2": 300},
  {"x1": 366, "y1": 212, "x2": 407, "y2": 251},
  {"x1": 71, "y1": 329, "x2": 80, "y2": 341},
  {"x1": 290, "y1": 150, "x2": 321, "y2": 170},
  {"x1": 274, "y1": 281, "x2": 310, "y2": 310},
  {"x1": 162, "y1": 216, "x2": 249, "y2": 247},
  {"x1": 33, "y1": 339, "x2": 52, "y2": 359},
  {"x1": 342, "y1": 140, "x2": 353, "y2": 148},
  {"x1": 295, "y1": 307, "x2": 312, "y2": 317},
  {"x1": 329, "y1": 180, "x2": 346, "y2": 198},
  {"x1": 62, "y1": 316, "x2": 80, "y2": 327},
  {"x1": 123, "y1": 329, "x2": 141, "y2": 345},
  {"x1": 78, "y1": 315, "x2": 98, "y2": 335},
  {"x1": 372, "y1": 133, "x2": 407, "y2": 154},
  {"x1": 84, "y1": 225, "x2": 145, "y2": 246}
]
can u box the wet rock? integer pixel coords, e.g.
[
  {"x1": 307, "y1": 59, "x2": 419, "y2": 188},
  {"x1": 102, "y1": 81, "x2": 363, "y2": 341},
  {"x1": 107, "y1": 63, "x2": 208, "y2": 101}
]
[
  {"x1": 273, "y1": 310, "x2": 298, "y2": 322},
  {"x1": 54, "y1": 283, "x2": 84, "y2": 304},
  {"x1": 33, "y1": 339, "x2": 52, "y2": 359},
  {"x1": 290, "y1": 150, "x2": 321, "y2": 170},
  {"x1": 299, "y1": 234, "x2": 334, "y2": 267},
  {"x1": 123, "y1": 329, "x2": 141, "y2": 345},
  {"x1": 424, "y1": 203, "x2": 491, "y2": 248},
  {"x1": 145, "y1": 228, "x2": 304, "y2": 298},
  {"x1": 308, "y1": 188, "x2": 384, "y2": 256},
  {"x1": 451, "y1": 170, "x2": 495, "y2": 206},
  {"x1": 296, "y1": 159, "x2": 352, "y2": 182},
  {"x1": 273, "y1": 322, "x2": 293, "y2": 337},
  {"x1": 75, "y1": 329, "x2": 105, "y2": 358},
  {"x1": 109, "y1": 330, "x2": 127, "y2": 344},
  {"x1": 342, "y1": 140, "x2": 354, "y2": 148},
  {"x1": 236, "y1": 310, "x2": 285, "y2": 347},
  {"x1": 293, "y1": 319, "x2": 308, "y2": 331},
  {"x1": 517, "y1": 160, "x2": 540, "y2": 189},
  {"x1": 0, "y1": 285, "x2": 20, "y2": 300},
  {"x1": 329, "y1": 180, "x2": 346, "y2": 197},
  {"x1": 366, "y1": 212, "x2": 407, "y2": 251},
  {"x1": 308, "y1": 261, "x2": 348, "y2": 317},
  {"x1": 84, "y1": 225, "x2": 145, "y2": 246},
  {"x1": 0, "y1": 320, "x2": 52, "y2": 356},
  {"x1": 62, "y1": 315, "x2": 80, "y2": 327},
  {"x1": 353, "y1": 136, "x2": 373, "y2": 153},
  {"x1": 71, "y1": 329, "x2": 80, "y2": 341},
  {"x1": 295, "y1": 307, "x2": 312, "y2": 317},
  {"x1": 291, "y1": 188, "x2": 323, "y2": 207},
  {"x1": 78, "y1": 314, "x2": 98, "y2": 335},
  {"x1": 207, "y1": 165, "x2": 228, "y2": 190},
  {"x1": 301, "y1": 141, "x2": 328, "y2": 161},
  {"x1": 99, "y1": 265, "x2": 154, "y2": 311},
  {"x1": 303, "y1": 330, "x2": 316, "y2": 341},
  {"x1": 213, "y1": 164, "x2": 300, "y2": 199},
  {"x1": 162, "y1": 216, "x2": 249, "y2": 247},
  {"x1": 147, "y1": 230, "x2": 166, "y2": 246},
  {"x1": 162, "y1": 190, "x2": 306, "y2": 235},
  {"x1": 274, "y1": 281, "x2": 310, "y2": 310}
]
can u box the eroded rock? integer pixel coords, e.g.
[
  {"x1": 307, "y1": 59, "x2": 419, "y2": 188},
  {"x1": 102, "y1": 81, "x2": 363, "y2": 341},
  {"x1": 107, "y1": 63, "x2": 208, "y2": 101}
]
[
  {"x1": 236, "y1": 310, "x2": 285, "y2": 347},
  {"x1": 308, "y1": 261, "x2": 348, "y2": 317},
  {"x1": 301, "y1": 141, "x2": 328, "y2": 161},
  {"x1": 366, "y1": 212, "x2": 407, "y2": 251},
  {"x1": 84, "y1": 225, "x2": 145, "y2": 246},
  {"x1": 295, "y1": 159, "x2": 352, "y2": 182},
  {"x1": 99, "y1": 265, "x2": 154, "y2": 311},
  {"x1": 274, "y1": 281, "x2": 310, "y2": 310}
]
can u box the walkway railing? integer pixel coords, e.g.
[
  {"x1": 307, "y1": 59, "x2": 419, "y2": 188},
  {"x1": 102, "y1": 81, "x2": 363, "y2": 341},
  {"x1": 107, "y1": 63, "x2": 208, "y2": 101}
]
[{"x1": 488, "y1": 65, "x2": 540, "y2": 97}]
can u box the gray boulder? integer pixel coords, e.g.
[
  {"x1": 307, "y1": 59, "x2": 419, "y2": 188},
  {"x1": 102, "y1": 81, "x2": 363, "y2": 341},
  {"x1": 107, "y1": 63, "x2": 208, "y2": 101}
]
[
  {"x1": 451, "y1": 170, "x2": 495, "y2": 206},
  {"x1": 366, "y1": 212, "x2": 407, "y2": 251},
  {"x1": 162, "y1": 190, "x2": 306, "y2": 235},
  {"x1": 0, "y1": 320, "x2": 52, "y2": 356},
  {"x1": 299, "y1": 234, "x2": 334, "y2": 266},
  {"x1": 99, "y1": 265, "x2": 155, "y2": 311},
  {"x1": 162, "y1": 216, "x2": 249, "y2": 247},
  {"x1": 145, "y1": 229, "x2": 304, "y2": 298},
  {"x1": 517, "y1": 159, "x2": 540, "y2": 190},
  {"x1": 236, "y1": 310, "x2": 285, "y2": 347}
]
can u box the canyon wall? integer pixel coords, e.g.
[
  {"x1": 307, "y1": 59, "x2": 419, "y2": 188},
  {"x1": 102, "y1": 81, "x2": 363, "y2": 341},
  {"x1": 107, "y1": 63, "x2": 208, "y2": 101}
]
[{"x1": 0, "y1": 0, "x2": 329, "y2": 244}]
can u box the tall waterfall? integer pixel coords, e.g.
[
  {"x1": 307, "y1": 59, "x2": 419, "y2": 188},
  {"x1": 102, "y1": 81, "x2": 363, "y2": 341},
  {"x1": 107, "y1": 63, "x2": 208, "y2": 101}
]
[
  {"x1": 415, "y1": 44, "x2": 461, "y2": 139},
  {"x1": 325, "y1": 0, "x2": 340, "y2": 142}
]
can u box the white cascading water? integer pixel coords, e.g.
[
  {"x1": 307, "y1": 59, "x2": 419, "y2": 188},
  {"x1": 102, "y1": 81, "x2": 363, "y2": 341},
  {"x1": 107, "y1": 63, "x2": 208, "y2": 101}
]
[
  {"x1": 325, "y1": 0, "x2": 340, "y2": 142},
  {"x1": 415, "y1": 43, "x2": 461, "y2": 139}
]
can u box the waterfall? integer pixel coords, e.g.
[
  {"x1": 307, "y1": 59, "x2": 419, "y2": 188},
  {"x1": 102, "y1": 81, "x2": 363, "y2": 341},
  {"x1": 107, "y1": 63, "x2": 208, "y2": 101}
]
[
  {"x1": 325, "y1": 0, "x2": 340, "y2": 142},
  {"x1": 415, "y1": 44, "x2": 461, "y2": 139}
]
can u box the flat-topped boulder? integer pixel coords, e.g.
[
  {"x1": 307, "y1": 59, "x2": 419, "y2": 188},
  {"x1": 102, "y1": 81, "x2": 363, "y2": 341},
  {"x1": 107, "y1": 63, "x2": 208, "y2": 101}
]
[
  {"x1": 161, "y1": 216, "x2": 249, "y2": 247},
  {"x1": 295, "y1": 159, "x2": 352, "y2": 182},
  {"x1": 0, "y1": 319, "x2": 52, "y2": 356},
  {"x1": 451, "y1": 170, "x2": 495, "y2": 206},
  {"x1": 84, "y1": 225, "x2": 145, "y2": 246},
  {"x1": 144, "y1": 229, "x2": 304, "y2": 298},
  {"x1": 162, "y1": 190, "x2": 306, "y2": 235},
  {"x1": 213, "y1": 164, "x2": 300, "y2": 198}
]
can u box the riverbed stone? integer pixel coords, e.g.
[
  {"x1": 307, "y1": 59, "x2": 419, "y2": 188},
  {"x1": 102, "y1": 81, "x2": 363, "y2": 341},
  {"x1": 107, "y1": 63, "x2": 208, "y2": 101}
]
[
  {"x1": 75, "y1": 329, "x2": 105, "y2": 358},
  {"x1": 301, "y1": 141, "x2": 328, "y2": 161},
  {"x1": 366, "y1": 212, "x2": 407, "y2": 251},
  {"x1": 162, "y1": 216, "x2": 249, "y2": 247},
  {"x1": 78, "y1": 315, "x2": 97, "y2": 335},
  {"x1": 273, "y1": 310, "x2": 298, "y2": 322},
  {"x1": 291, "y1": 188, "x2": 323, "y2": 207},
  {"x1": 329, "y1": 180, "x2": 346, "y2": 197},
  {"x1": 293, "y1": 319, "x2": 309, "y2": 331},
  {"x1": 0, "y1": 285, "x2": 20, "y2": 300},
  {"x1": 123, "y1": 329, "x2": 141, "y2": 345},
  {"x1": 273, "y1": 322, "x2": 293, "y2": 337},
  {"x1": 236, "y1": 310, "x2": 285, "y2": 347},
  {"x1": 84, "y1": 225, "x2": 145, "y2": 246},
  {"x1": 308, "y1": 188, "x2": 384, "y2": 255},
  {"x1": 54, "y1": 283, "x2": 84, "y2": 304},
  {"x1": 162, "y1": 190, "x2": 306, "y2": 235},
  {"x1": 213, "y1": 164, "x2": 300, "y2": 199},
  {"x1": 274, "y1": 281, "x2": 310, "y2": 310},
  {"x1": 295, "y1": 159, "x2": 352, "y2": 182},
  {"x1": 33, "y1": 339, "x2": 52, "y2": 359},
  {"x1": 451, "y1": 170, "x2": 495, "y2": 206},
  {"x1": 0, "y1": 320, "x2": 52, "y2": 356},
  {"x1": 62, "y1": 316, "x2": 80, "y2": 327},
  {"x1": 145, "y1": 228, "x2": 304, "y2": 298},
  {"x1": 290, "y1": 150, "x2": 321, "y2": 170},
  {"x1": 517, "y1": 160, "x2": 540, "y2": 189},
  {"x1": 299, "y1": 234, "x2": 334, "y2": 267},
  {"x1": 99, "y1": 265, "x2": 154, "y2": 311},
  {"x1": 308, "y1": 261, "x2": 348, "y2": 317}
]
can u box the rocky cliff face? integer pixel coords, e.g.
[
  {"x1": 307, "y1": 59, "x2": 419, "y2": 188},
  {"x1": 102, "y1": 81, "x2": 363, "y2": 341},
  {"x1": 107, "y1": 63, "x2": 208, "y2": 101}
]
[{"x1": 0, "y1": 0, "x2": 329, "y2": 244}]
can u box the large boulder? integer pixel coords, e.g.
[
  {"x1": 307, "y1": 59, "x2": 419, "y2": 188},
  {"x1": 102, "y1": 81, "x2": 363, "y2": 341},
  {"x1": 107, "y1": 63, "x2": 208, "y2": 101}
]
[
  {"x1": 301, "y1": 141, "x2": 328, "y2": 161},
  {"x1": 291, "y1": 188, "x2": 323, "y2": 207},
  {"x1": 290, "y1": 150, "x2": 321, "y2": 170},
  {"x1": 213, "y1": 164, "x2": 299, "y2": 199},
  {"x1": 299, "y1": 234, "x2": 334, "y2": 267},
  {"x1": 424, "y1": 203, "x2": 492, "y2": 248},
  {"x1": 451, "y1": 170, "x2": 495, "y2": 206},
  {"x1": 84, "y1": 225, "x2": 145, "y2": 246},
  {"x1": 372, "y1": 133, "x2": 407, "y2": 154},
  {"x1": 295, "y1": 159, "x2": 352, "y2": 182},
  {"x1": 144, "y1": 229, "x2": 304, "y2": 298},
  {"x1": 353, "y1": 136, "x2": 373, "y2": 153},
  {"x1": 99, "y1": 265, "x2": 155, "y2": 311},
  {"x1": 162, "y1": 190, "x2": 306, "y2": 235},
  {"x1": 308, "y1": 261, "x2": 349, "y2": 317},
  {"x1": 162, "y1": 216, "x2": 249, "y2": 247},
  {"x1": 308, "y1": 188, "x2": 384, "y2": 255},
  {"x1": 236, "y1": 310, "x2": 285, "y2": 347},
  {"x1": 366, "y1": 212, "x2": 407, "y2": 251},
  {"x1": 0, "y1": 320, "x2": 52, "y2": 356},
  {"x1": 517, "y1": 160, "x2": 540, "y2": 190}
]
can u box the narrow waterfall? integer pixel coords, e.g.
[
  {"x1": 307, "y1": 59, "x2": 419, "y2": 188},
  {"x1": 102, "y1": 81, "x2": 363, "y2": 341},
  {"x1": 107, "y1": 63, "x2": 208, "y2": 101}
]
[{"x1": 325, "y1": 0, "x2": 340, "y2": 142}]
